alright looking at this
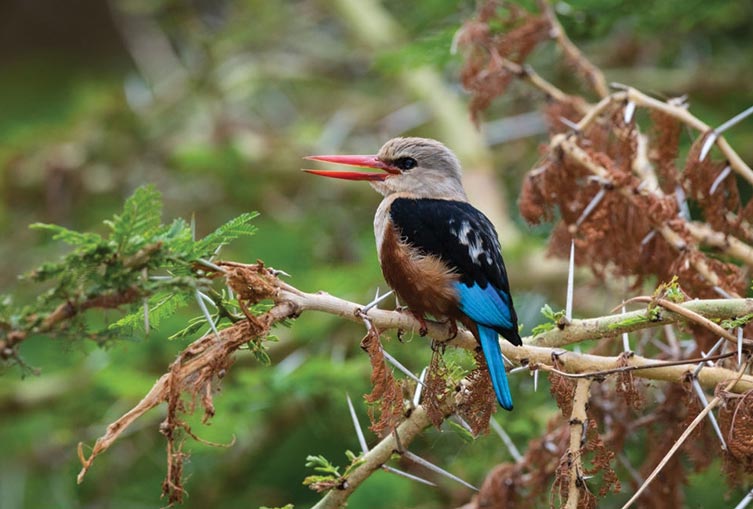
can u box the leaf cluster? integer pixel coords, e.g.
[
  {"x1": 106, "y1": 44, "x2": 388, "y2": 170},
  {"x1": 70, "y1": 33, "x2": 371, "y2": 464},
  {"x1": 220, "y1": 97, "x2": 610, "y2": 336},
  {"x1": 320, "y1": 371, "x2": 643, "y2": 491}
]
[{"x1": 1, "y1": 185, "x2": 258, "y2": 362}]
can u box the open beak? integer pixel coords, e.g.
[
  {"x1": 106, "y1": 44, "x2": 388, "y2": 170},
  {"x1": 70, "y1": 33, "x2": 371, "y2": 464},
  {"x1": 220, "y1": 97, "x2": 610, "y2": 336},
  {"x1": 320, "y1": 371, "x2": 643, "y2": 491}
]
[{"x1": 302, "y1": 154, "x2": 398, "y2": 181}]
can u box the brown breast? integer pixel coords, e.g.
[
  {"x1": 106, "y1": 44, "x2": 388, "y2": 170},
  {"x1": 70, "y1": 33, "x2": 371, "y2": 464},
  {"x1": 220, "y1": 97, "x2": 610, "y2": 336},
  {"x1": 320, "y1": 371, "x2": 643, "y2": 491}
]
[{"x1": 379, "y1": 223, "x2": 460, "y2": 319}]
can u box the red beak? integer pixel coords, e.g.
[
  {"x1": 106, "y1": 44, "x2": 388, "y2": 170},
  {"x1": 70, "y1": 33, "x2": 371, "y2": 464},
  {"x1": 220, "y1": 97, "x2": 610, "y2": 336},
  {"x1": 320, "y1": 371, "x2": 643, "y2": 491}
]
[{"x1": 302, "y1": 154, "x2": 398, "y2": 181}]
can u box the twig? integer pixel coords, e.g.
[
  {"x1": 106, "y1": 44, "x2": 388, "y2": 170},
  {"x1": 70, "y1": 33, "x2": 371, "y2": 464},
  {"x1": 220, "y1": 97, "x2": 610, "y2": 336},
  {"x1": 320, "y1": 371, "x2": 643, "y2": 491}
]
[
  {"x1": 311, "y1": 403, "x2": 453, "y2": 509},
  {"x1": 624, "y1": 87, "x2": 753, "y2": 186},
  {"x1": 539, "y1": 351, "x2": 735, "y2": 380},
  {"x1": 531, "y1": 296, "x2": 753, "y2": 348},
  {"x1": 619, "y1": 361, "x2": 749, "y2": 509},
  {"x1": 565, "y1": 379, "x2": 592, "y2": 509},
  {"x1": 540, "y1": 0, "x2": 609, "y2": 98},
  {"x1": 626, "y1": 296, "x2": 747, "y2": 347}
]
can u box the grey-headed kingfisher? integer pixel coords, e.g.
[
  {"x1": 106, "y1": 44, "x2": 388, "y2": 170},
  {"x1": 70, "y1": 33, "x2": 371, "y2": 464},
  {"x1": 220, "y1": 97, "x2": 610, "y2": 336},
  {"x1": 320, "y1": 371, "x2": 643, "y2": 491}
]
[{"x1": 304, "y1": 137, "x2": 521, "y2": 410}]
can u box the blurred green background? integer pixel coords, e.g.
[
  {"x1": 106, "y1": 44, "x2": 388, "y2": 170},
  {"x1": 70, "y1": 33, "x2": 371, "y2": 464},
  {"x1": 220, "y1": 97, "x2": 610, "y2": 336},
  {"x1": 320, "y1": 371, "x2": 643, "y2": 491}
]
[{"x1": 1, "y1": 1, "x2": 752, "y2": 508}]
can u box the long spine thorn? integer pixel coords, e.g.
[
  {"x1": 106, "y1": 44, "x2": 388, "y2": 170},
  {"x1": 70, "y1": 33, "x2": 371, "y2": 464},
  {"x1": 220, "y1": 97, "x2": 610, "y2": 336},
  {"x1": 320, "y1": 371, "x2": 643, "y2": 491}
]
[
  {"x1": 566, "y1": 239, "x2": 575, "y2": 322},
  {"x1": 382, "y1": 465, "x2": 437, "y2": 487},
  {"x1": 691, "y1": 379, "x2": 726, "y2": 450},
  {"x1": 195, "y1": 289, "x2": 220, "y2": 340},
  {"x1": 489, "y1": 418, "x2": 523, "y2": 462},
  {"x1": 402, "y1": 450, "x2": 479, "y2": 491},
  {"x1": 346, "y1": 394, "x2": 369, "y2": 455},
  {"x1": 382, "y1": 349, "x2": 424, "y2": 386},
  {"x1": 412, "y1": 367, "x2": 428, "y2": 406}
]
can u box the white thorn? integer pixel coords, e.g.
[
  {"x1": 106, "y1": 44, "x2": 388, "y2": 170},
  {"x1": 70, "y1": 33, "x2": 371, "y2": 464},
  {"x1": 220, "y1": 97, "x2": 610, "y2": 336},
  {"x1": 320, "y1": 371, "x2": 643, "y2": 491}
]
[
  {"x1": 489, "y1": 418, "x2": 523, "y2": 463},
  {"x1": 575, "y1": 188, "x2": 607, "y2": 227},
  {"x1": 738, "y1": 328, "x2": 744, "y2": 370},
  {"x1": 534, "y1": 368, "x2": 539, "y2": 392},
  {"x1": 716, "y1": 104, "x2": 753, "y2": 135},
  {"x1": 346, "y1": 394, "x2": 369, "y2": 455},
  {"x1": 195, "y1": 289, "x2": 220, "y2": 340},
  {"x1": 269, "y1": 267, "x2": 291, "y2": 278},
  {"x1": 362, "y1": 289, "x2": 394, "y2": 313},
  {"x1": 709, "y1": 166, "x2": 732, "y2": 195},
  {"x1": 675, "y1": 185, "x2": 690, "y2": 220},
  {"x1": 640, "y1": 230, "x2": 656, "y2": 247},
  {"x1": 691, "y1": 378, "x2": 726, "y2": 450},
  {"x1": 566, "y1": 239, "x2": 575, "y2": 322},
  {"x1": 382, "y1": 349, "x2": 424, "y2": 386},
  {"x1": 382, "y1": 465, "x2": 437, "y2": 487},
  {"x1": 451, "y1": 415, "x2": 474, "y2": 435},
  {"x1": 734, "y1": 487, "x2": 753, "y2": 509},
  {"x1": 402, "y1": 450, "x2": 478, "y2": 491},
  {"x1": 623, "y1": 101, "x2": 636, "y2": 124},
  {"x1": 621, "y1": 305, "x2": 630, "y2": 352},
  {"x1": 501, "y1": 351, "x2": 514, "y2": 368},
  {"x1": 559, "y1": 116, "x2": 580, "y2": 131},
  {"x1": 693, "y1": 337, "x2": 725, "y2": 376},
  {"x1": 618, "y1": 453, "x2": 644, "y2": 485},
  {"x1": 197, "y1": 258, "x2": 226, "y2": 273},
  {"x1": 699, "y1": 131, "x2": 718, "y2": 161},
  {"x1": 712, "y1": 286, "x2": 735, "y2": 299},
  {"x1": 413, "y1": 367, "x2": 428, "y2": 407}
]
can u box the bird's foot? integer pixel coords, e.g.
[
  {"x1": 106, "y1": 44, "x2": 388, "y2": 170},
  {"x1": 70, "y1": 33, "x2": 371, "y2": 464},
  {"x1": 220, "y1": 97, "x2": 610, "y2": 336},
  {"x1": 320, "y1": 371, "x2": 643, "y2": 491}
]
[
  {"x1": 430, "y1": 339, "x2": 448, "y2": 354},
  {"x1": 411, "y1": 312, "x2": 429, "y2": 337},
  {"x1": 440, "y1": 319, "x2": 458, "y2": 341},
  {"x1": 395, "y1": 307, "x2": 428, "y2": 337}
]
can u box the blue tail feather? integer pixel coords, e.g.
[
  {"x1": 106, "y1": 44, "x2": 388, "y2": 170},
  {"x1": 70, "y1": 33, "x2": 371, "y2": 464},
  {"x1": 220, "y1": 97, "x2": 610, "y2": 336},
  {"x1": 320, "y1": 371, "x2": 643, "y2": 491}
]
[{"x1": 478, "y1": 324, "x2": 513, "y2": 410}]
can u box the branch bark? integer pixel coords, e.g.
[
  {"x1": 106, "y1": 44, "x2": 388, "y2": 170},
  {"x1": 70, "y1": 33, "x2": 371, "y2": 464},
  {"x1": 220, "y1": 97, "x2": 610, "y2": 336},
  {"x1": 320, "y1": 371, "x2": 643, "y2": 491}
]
[
  {"x1": 75, "y1": 266, "x2": 753, "y2": 502},
  {"x1": 565, "y1": 379, "x2": 592, "y2": 509}
]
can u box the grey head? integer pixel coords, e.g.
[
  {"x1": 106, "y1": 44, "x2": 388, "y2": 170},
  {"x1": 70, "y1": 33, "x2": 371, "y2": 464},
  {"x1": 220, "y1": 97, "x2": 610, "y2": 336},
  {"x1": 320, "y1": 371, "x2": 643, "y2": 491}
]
[{"x1": 371, "y1": 137, "x2": 468, "y2": 201}]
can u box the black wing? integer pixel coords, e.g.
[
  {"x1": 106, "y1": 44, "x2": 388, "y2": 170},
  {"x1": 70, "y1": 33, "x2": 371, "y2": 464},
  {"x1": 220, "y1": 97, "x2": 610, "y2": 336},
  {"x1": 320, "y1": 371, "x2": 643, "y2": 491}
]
[
  {"x1": 389, "y1": 198, "x2": 520, "y2": 344},
  {"x1": 389, "y1": 197, "x2": 511, "y2": 292}
]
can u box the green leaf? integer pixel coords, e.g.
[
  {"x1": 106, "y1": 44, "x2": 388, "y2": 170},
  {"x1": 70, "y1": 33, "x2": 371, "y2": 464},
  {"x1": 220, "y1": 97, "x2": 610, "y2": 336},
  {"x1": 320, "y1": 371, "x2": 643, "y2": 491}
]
[
  {"x1": 304, "y1": 454, "x2": 341, "y2": 476},
  {"x1": 106, "y1": 184, "x2": 163, "y2": 252},
  {"x1": 30, "y1": 223, "x2": 103, "y2": 248},
  {"x1": 193, "y1": 211, "x2": 259, "y2": 258}
]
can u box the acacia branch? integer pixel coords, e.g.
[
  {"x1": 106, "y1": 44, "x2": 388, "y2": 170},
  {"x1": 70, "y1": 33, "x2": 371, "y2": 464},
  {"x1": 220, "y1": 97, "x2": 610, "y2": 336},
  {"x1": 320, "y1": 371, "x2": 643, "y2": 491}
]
[
  {"x1": 75, "y1": 267, "x2": 753, "y2": 503},
  {"x1": 554, "y1": 133, "x2": 748, "y2": 292},
  {"x1": 311, "y1": 402, "x2": 453, "y2": 509},
  {"x1": 565, "y1": 379, "x2": 592, "y2": 509},
  {"x1": 539, "y1": 0, "x2": 609, "y2": 99}
]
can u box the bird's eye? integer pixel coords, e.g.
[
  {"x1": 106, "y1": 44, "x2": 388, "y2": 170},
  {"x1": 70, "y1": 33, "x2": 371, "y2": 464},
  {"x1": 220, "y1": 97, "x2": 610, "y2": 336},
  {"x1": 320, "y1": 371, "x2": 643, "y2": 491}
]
[{"x1": 394, "y1": 157, "x2": 418, "y2": 171}]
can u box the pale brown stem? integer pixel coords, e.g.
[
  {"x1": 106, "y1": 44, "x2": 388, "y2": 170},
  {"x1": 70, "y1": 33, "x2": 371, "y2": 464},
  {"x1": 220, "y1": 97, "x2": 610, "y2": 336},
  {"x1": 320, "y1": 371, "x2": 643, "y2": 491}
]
[{"x1": 565, "y1": 378, "x2": 593, "y2": 509}]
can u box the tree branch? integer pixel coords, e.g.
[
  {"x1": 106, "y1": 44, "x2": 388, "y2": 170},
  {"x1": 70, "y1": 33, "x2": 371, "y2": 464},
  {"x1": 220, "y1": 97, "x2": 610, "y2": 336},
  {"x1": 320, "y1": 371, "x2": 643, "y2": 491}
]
[{"x1": 565, "y1": 379, "x2": 592, "y2": 509}]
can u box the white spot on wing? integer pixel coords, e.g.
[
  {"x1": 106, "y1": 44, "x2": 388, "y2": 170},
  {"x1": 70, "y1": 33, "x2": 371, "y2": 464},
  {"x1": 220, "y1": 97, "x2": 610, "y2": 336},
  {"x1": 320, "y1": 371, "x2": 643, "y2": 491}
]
[{"x1": 456, "y1": 220, "x2": 488, "y2": 263}]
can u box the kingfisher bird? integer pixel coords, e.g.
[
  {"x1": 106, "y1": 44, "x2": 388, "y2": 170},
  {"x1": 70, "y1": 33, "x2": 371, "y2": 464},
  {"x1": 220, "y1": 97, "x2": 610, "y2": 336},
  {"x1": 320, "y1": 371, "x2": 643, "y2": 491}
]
[{"x1": 304, "y1": 137, "x2": 521, "y2": 410}]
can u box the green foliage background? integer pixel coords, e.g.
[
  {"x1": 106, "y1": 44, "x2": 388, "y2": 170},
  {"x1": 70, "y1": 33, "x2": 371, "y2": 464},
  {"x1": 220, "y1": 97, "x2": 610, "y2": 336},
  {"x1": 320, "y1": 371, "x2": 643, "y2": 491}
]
[{"x1": 1, "y1": 1, "x2": 751, "y2": 508}]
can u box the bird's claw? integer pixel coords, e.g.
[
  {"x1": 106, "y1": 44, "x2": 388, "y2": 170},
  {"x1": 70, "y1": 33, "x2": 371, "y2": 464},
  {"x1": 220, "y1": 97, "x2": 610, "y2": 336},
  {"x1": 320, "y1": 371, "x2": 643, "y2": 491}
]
[
  {"x1": 443, "y1": 320, "x2": 458, "y2": 340},
  {"x1": 395, "y1": 307, "x2": 428, "y2": 337}
]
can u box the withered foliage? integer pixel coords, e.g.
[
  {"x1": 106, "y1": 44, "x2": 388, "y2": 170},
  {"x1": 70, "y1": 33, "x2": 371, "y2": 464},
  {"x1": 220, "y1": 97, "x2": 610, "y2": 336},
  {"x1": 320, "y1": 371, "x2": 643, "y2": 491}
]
[
  {"x1": 474, "y1": 417, "x2": 569, "y2": 508},
  {"x1": 457, "y1": 1, "x2": 551, "y2": 124},
  {"x1": 548, "y1": 366, "x2": 576, "y2": 417},
  {"x1": 360, "y1": 326, "x2": 403, "y2": 437},
  {"x1": 425, "y1": 347, "x2": 452, "y2": 428},
  {"x1": 720, "y1": 388, "x2": 753, "y2": 485},
  {"x1": 458, "y1": 0, "x2": 753, "y2": 507},
  {"x1": 76, "y1": 264, "x2": 289, "y2": 505},
  {"x1": 456, "y1": 348, "x2": 497, "y2": 435},
  {"x1": 615, "y1": 352, "x2": 644, "y2": 410}
]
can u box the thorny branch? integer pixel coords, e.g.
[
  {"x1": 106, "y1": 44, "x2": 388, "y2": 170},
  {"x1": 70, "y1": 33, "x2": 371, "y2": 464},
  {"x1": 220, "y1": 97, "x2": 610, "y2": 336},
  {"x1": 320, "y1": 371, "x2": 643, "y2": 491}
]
[
  {"x1": 459, "y1": 1, "x2": 753, "y2": 507},
  {"x1": 71, "y1": 263, "x2": 753, "y2": 506},
  {"x1": 565, "y1": 379, "x2": 593, "y2": 509}
]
